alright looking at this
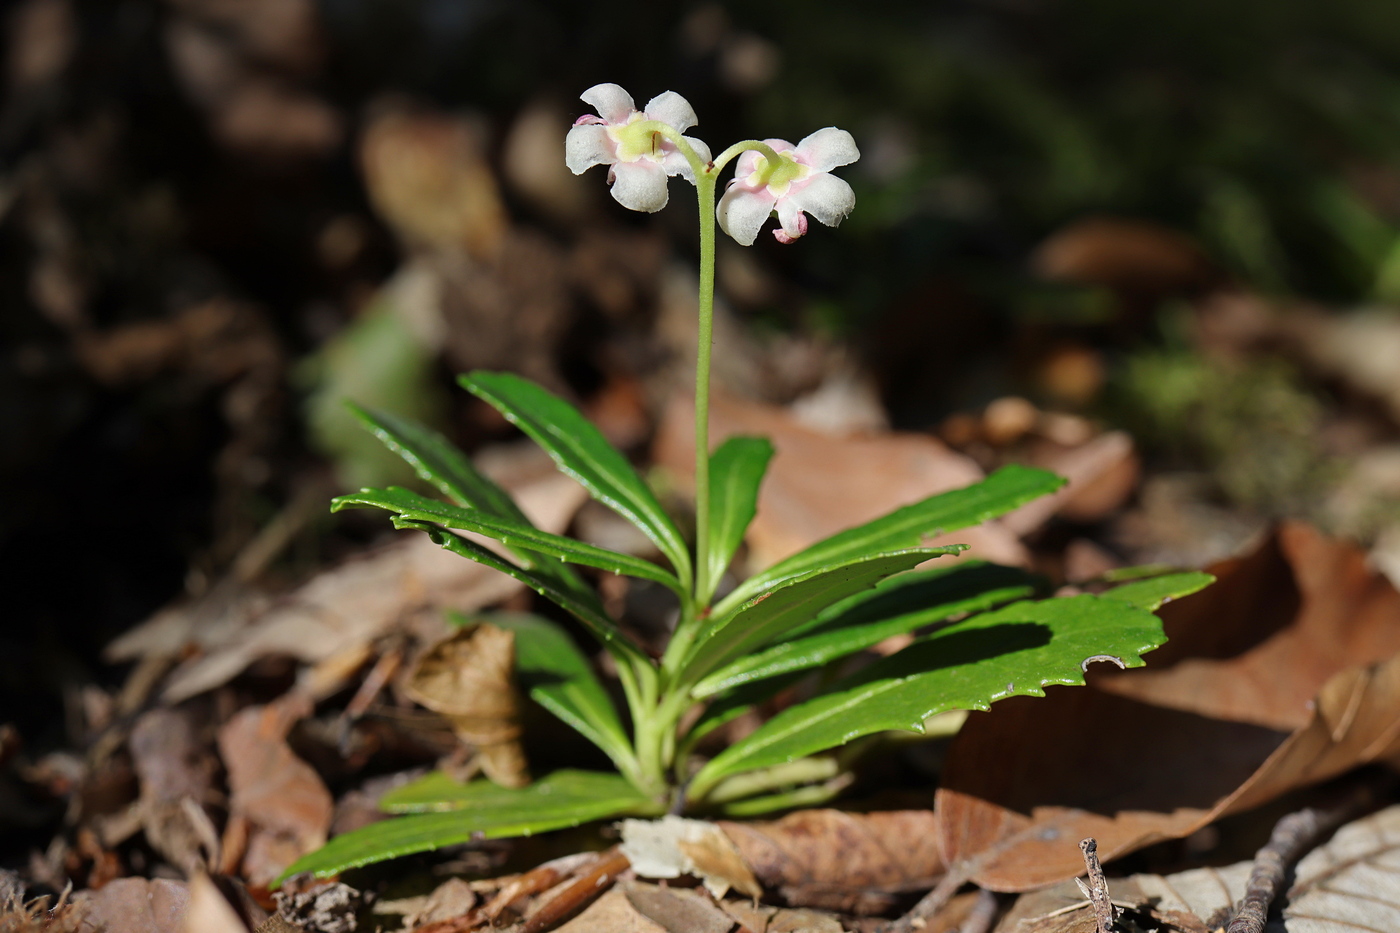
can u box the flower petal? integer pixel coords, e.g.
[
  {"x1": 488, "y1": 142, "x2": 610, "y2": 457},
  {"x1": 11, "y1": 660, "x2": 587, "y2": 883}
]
[
  {"x1": 682, "y1": 135, "x2": 713, "y2": 164},
  {"x1": 733, "y1": 149, "x2": 763, "y2": 179},
  {"x1": 795, "y1": 127, "x2": 859, "y2": 172},
  {"x1": 580, "y1": 83, "x2": 636, "y2": 124},
  {"x1": 644, "y1": 91, "x2": 698, "y2": 132},
  {"x1": 787, "y1": 173, "x2": 855, "y2": 227},
  {"x1": 717, "y1": 184, "x2": 776, "y2": 246},
  {"x1": 776, "y1": 198, "x2": 808, "y2": 239},
  {"x1": 565, "y1": 124, "x2": 615, "y2": 175},
  {"x1": 609, "y1": 161, "x2": 670, "y2": 212}
]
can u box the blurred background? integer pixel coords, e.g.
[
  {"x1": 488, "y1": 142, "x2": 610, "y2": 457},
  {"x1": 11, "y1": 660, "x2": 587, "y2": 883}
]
[{"x1": 6, "y1": 0, "x2": 1400, "y2": 749}]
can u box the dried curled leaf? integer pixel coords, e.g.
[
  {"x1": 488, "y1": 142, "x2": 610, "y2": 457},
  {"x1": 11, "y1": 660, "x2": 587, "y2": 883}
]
[
  {"x1": 719, "y1": 810, "x2": 946, "y2": 914},
  {"x1": 620, "y1": 816, "x2": 762, "y2": 899},
  {"x1": 403, "y1": 624, "x2": 530, "y2": 788}
]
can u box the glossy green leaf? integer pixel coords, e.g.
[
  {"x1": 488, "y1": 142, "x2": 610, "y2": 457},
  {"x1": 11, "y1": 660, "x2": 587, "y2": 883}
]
[
  {"x1": 692, "y1": 562, "x2": 1038, "y2": 698},
  {"x1": 461, "y1": 371, "x2": 691, "y2": 583},
  {"x1": 345, "y1": 402, "x2": 586, "y2": 593},
  {"x1": 381, "y1": 768, "x2": 646, "y2": 813},
  {"x1": 402, "y1": 521, "x2": 648, "y2": 668},
  {"x1": 703, "y1": 437, "x2": 773, "y2": 602},
  {"x1": 689, "y1": 593, "x2": 1166, "y2": 796},
  {"x1": 485, "y1": 613, "x2": 638, "y2": 777},
  {"x1": 677, "y1": 672, "x2": 807, "y2": 764},
  {"x1": 334, "y1": 486, "x2": 682, "y2": 593},
  {"x1": 685, "y1": 547, "x2": 964, "y2": 682},
  {"x1": 714, "y1": 465, "x2": 1063, "y2": 617},
  {"x1": 347, "y1": 402, "x2": 524, "y2": 517},
  {"x1": 1099, "y1": 571, "x2": 1215, "y2": 610},
  {"x1": 280, "y1": 770, "x2": 658, "y2": 880}
]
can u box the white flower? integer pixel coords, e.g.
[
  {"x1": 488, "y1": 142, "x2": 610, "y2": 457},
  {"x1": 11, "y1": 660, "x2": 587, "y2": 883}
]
[
  {"x1": 565, "y1": 83, "x2": 712, "y2": 213},
  {"x1": 716, "y1": 128, "x2": 859, "y2": 245}
]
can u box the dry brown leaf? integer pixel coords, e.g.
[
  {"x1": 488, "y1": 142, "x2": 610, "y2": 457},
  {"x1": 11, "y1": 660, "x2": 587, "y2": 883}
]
[
  {"x1": 129, "y1": 709, "x2": 218, "y2": 875},
  {"x1": 68, "y1": 878, "x2": 189, "y2": 933},
  {"x1": 937, "y1": 524, "x2": 1400, "y2": 891},
  {"x1": 719, "y1": 810, "x2": 945, "y2": 914},
  {"x1": 403, "y1": 624, "x2": 529, "y2": 788},
  {"x1": 653, "y1": 391, "x2": 1028, "y2": 572},
  {"x1": 360, "y1": 106, "x2": 508, "y2": 258},
  {"x1": 621, "y1": 817, "x2": 762, "y2": 900},
  {"x1": 182, "y1": 874, "x2": 248, "y2": 933},
  {"x1": 552, "y1": 888, "x2": 664, "y2": 933},
  {"x1": 1032, "y1": 216, "x2": 1217, "y2": 295},
  {"x1": 623, "y1": 883, "x2": 735, "y2": 933},
  {"x1": 216, "y1": 696, "x2": 333, "y2": 887},
  {"x1": 997, "y1": 804, "x2": 1400, "y2": 933},
  {"x1": 106, "y1": 455, "x2": 587, "y2": 702}
]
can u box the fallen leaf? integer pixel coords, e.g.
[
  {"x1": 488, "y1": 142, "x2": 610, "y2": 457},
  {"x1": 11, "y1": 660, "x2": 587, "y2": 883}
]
[
  {"x1": 401, "y1": 877, "x2": 477, "y2": 927},
  {"x1": 1032, "y1": 216, "x2": 1217, "y2": 296},
  {"x1": 997, "y1": 803, "x2": 1400, "y2": 933},
  {"x1": 620, "y1": 816, "x2": 762, "y2": 899},
  {"x1": 653, "y1": 391, "x2": 1027, "y2": 572},
  {"x1": 718, "y1": 810, "x2": 945, "y2": 914},
  {"x1": 217, "y1": 696, "x2": 333, "y2": 887},
  {"x1": 106, "y1": 453, "x2": 588, "y2": 703},
  {"x1": 272, "y1": 881, "x2": 365, "y2": 933},
  {"x1": 129, "y1": 709, "x2": 219, "y2": 875},
  {"x1": 182, "y1": 874, "x2": 248, "y2": 933},
  {"x1": 623, "y1": 883, "x2": 735, "y2": 933},
  {"x1": 937, "y1": 524, "x2": 1400, "y2": 891},
  {"x1": 552, "y1": 887, "x2": 664, "y2": 933},
  {"x1": 68, "y1": 878, "x2": 189, "y2": 933},
  {"x1": 403, "y1": 624, "x2": 529, "y2": 788}
]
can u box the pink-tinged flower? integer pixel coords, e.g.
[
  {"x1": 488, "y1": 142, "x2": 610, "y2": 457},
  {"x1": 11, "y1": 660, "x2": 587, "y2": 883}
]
[
  {"x1": 565, "y1": 83, "x2": 712, "y2": 213},
  {"x1": 716, "y1": 128, "x2": 859, "y2": 245}
]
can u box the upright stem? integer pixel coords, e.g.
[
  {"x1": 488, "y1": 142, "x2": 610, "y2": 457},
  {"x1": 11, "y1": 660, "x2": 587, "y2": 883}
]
[{"x1": 693, "y1": 169, "x2": 718, "y2": 606}]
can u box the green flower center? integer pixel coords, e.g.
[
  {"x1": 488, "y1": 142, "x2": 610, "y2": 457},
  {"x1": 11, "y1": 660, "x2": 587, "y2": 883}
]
[
  {"x1": 607, "y1": 113, "x2": 665, "y2": 163},
  {"x1": 746, "y1": 151, "x2": 811, "y2": 197}
]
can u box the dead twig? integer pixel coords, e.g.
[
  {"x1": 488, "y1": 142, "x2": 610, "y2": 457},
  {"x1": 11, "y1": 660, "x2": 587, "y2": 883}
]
[
  {"x1": 1225, "y1": 779, "x2": 1381, "y2": 933},
  {"x1": 960, "y1": 889, "x2": 999, "y2": 933},
  {"x1": 882, "y1": 865, "x2": 971, "y2": 933},
  {"x1": 519, "y1": 847, "x2": 631, "y2": 933},
  {"x1": 1075, "y1": 838, "x2": 1116, "y2": 933}
]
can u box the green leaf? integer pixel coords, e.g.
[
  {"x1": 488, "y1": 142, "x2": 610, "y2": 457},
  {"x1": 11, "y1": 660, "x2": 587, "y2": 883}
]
[
  {"x1": 688, "y1": 593, "x2": 1166, "y2": 796},
  {"x1": 346, "y1": 402, "x2": 525, "y2": 518},
  {"x1": 462, "y1": 371, "x2": 691, "y2": 583},
  {"x1": 403, "y1": 522, "x2": 648, "y2": 668},
  {"x1": 692, "y1": 562, "x2": 1038, "y2": 698},
  {"x1": 677, "y1": 672, "x2": 807, "y2": 764},
  {"x1": 714, "y1": 465, "x2": 1064, "y2": 616},
  {"x1": 703, "y1": 437, "x2": 773, "y2": 601},
  {"x1": 485, "y1": 613, "x2": 638, "y2": 778},
  {"x1": 280, "y1": 770, "x2": 658, "y2": 880},
  {"x1": 1099, "y1": 571, "x2": 1215, "y2": 610},
  {"x1": 334, "y1": 486, "x2": 682, "y2": 593},
  {"x1": 345, "y1": 402, "x2": 586, "y2": 593},
  {"x1": 685, "y1": 548, "x2": 965, "y2": 682}
]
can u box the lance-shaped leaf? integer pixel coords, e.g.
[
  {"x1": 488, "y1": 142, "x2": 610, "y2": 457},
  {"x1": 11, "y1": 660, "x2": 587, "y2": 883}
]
[
  {"x1": 702, "y1": 436, "x2": 773, "y2": 602},
  {"x1": 714, "y1": 465, "x2": 1063, "y2": 617},
  {"x1": 688, "y1": 594, "x2": 1166, "y2": 798},
  {"x1": 684, "y1": 547, "x2": 965, "y2": 683},
  {"x1": 348, "y1": 401, "x2": 525, "y2": 517},
  {"x1": 692, "y1": 562, "x2": 1038, "y2": 698},
  {"x1": 462, "y1": 371, "x2": 692, "y2": 583},
  {"x1": 280, "y1": 770, "x2": 659, "y2": 880},
  {"x1": 334, "y1": 486, "x2": 683, "y2": 594},
  {"x1": 1099, "y1": 571, "x2": 1215, "y2": 611},
  {"x1": 482, "y1": 612, "x2": 638, "y2": 779},
  {"x1": 401, "y1": 521, "x2": 648, "y2": 670},
  {"x1": 347, "y1": 402, "x2": 586, "y2": 592}
]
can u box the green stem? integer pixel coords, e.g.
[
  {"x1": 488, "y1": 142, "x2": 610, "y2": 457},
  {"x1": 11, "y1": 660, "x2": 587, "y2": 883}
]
[{"x1": 693, "y1": 168, "x2": 717, "y2": 608}]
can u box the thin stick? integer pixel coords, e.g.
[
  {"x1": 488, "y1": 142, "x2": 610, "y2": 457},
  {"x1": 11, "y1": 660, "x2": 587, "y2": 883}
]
[
  {"x1": 1225, "y1": 780, "x2": 1380, "y2": 933},
  {"x1": 883, "y1": 866, "x2": 970, "y2": 933},
  {"x1": 519, "y1": 847, "x2": 631, "y2": 933},
  {"x1": 1076, "y1": 838, "x2": 1116, "y2": 933},
  {"x1": 960, "y1": 889, "x2": 999, "y2": 933}
]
